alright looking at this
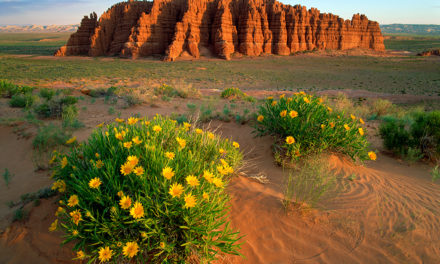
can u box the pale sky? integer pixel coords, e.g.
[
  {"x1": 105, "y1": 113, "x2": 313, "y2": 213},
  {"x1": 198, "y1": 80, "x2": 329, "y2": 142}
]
[{"x1": 0, "y1": 0, "x2": 438, "y2": 25}]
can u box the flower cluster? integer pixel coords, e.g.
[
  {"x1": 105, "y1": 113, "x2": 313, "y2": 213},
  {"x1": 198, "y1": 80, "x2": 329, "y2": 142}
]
[
  {"x1": 255, "y1": 92, "x2": 375, "y2": 161},
  {"x1": 50, "y1": 115, "x2": 242, "y2": 263}
]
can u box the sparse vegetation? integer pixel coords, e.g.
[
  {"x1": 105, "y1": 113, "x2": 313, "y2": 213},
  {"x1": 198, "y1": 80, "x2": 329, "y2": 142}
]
[
  {"x1": 282, "y1": 156, "x2": 337, "y2": 212},
  {"x1": 2, "y1": 168, "x2": 13, "y2": 187},
  {"x1": 432, "y1": 165, "x2": 440, "y2": 182},
  {"x1": 32, "y1": 123, "x2": 71, "y2": 169}
]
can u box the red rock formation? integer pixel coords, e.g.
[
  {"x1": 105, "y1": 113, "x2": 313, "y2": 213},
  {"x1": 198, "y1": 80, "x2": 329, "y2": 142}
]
[
  {"x1": 418, "y1": 49, "x2": 440, "y2": 57},
  {"x1": 56, "y1": 0, "x2": 385, "y2": 60}
]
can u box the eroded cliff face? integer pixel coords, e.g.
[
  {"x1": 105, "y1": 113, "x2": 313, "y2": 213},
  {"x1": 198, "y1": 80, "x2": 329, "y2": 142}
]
[{"x1": 56, "y1": 0, "x2": 385, "y2": 60}]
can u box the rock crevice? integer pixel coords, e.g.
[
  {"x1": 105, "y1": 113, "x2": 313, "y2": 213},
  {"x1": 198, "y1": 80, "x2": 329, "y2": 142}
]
[{"x1": 56, "y1": 0, "x2": 385, "y2": 60}]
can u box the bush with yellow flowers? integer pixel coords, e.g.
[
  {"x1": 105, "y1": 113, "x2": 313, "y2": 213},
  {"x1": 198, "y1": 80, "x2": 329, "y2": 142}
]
[
  {"x1": 50, "y1": 115, "x2": 243, "y2": 263},
  {"x1": 254, "y1": 92, "x2": 375, "y2": 162}
]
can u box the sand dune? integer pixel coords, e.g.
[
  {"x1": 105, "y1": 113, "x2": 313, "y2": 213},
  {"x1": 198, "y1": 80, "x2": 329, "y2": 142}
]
[{"x1": 0, "y1": 110, "x2": 439, "y2": 263}]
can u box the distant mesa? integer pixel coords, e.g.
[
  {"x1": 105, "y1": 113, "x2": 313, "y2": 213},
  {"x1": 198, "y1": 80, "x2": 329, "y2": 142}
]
[
  {"x1": 0, "y1": 25, "x2": 78, "y2": 33},
  {"x1": 55, "y1": 0, "x2": 385, "y2": 61}
]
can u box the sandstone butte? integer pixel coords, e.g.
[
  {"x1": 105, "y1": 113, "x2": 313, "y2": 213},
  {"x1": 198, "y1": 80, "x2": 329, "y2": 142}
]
[{"x1": 55, "y1": 0, "x2": 385, "y2": 61}]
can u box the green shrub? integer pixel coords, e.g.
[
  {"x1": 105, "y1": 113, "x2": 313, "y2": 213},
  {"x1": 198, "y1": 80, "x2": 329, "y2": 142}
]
[
  {"x1": 50, "y1": 116, "x2": 243, "y2": 263},
  {"x1": 34, "y1": 95, "x2": 78, "y2": 118},
  {"x1": 0, "y1": 80, "x2": 18, "y2": 98},
  {"x1": 221, "y1": 87, "x2": 246, "y2": 100},
  {"x1": 379, "y1": 117, "x2": 411, "y2": 155},
  {"x1": 89, "y1": 86, "x2": 120, "y2": 98},
  {"x1": 9, "y1": 93, "x2": 36, "y2": 108},
  {"x1": 410, "y1": 111, "x2": 440, "y2": 161},
  {"x1": 0, "y1": 80, "x2": 34, "y2": 98},
  {"x1": 62, "y1": 105, "x2": 84, "y2": 130},
  {"x1": 379, "y1": 111, "x2": 440, "y2": 161},
  {"x1": 154, "y1": 84, "x2": 179, "y2": 98},
  {"x1": 254, "y1": 92, "x2": 373, "y2": 162},
  {"x1": 39, "y1": 88, "x2": 56, "y2": 101}
]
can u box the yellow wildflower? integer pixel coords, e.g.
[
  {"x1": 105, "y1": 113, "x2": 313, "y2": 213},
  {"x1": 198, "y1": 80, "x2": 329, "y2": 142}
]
[
  {"x1": 153, "y1": 125, "x2": 162, "y2": 132},
  {"x1": 359, "y1": 128, "x2": 364, "y2": 136},
  {"x1": 368, "y1": 151, "x2": 377, "y2": 161},
  {"x1": 303, "y1": 97, "x2": 310, "y2": 103},
  {"x1": 289, "y1": 110, "x2": 298, "y2": 118},
  {"x1": 88, "y1": 177, "x2": 102, "y2": 189},
  {"x1": 134, "y1": 166, "x2": 144, "y2": 176},
  {"x1": 68, "y1": 195, "x2": 79, "y2": 207},
  {"x1": 66, "y1": 137, "x2": 76, "y2": 144},
  {"x1": 115, "y1": 118, "x2": 124, "y2": 123},
  {"x1": 318, "y1": 98, "x2": 323, "y2": 103},
  {"x1": 208, "y1": 132, "x2": 215, "y2": 140},
  {"x1": 280, "y1": 110, "x2": 287, "y2": 117},
  {"x1": 160, "y1": 242, "x2": 166, "y2": 249},
  {"x1": 120, "y1": 162, "x2": 134, "y2": 176},
  {"x1": 98, "y1": 246, "x2": 113, "y2": 262},
  {"x1": 115, "y1": 132, "x2": 124, "y2": 140},
  {"x1": 184, "y1": 193, "x2": 197, "y2": 208},
  {"x1": 127, "y1": 155, "x2": 139, "y2": 166},
  {"x1": 286, "y1": 136, "x2": 295, "y2": 145},
  {"x1": 186, "y1": 175, "x2": 200, "y2": 187},
  {"x1": 52, "y1": 180, "x2": 66, "y2": 193},
  {"x1": 257, "y1": 115, "x2": 264, "y2": 122},
  {"x1": 49, "y1": 219, "x2": 57, "y2": 232},
  {"x1": 203, "y1": 192, "x2": 209, "y2": 200},
  {"x1": 119, "y1": 195, "x2": 132, "y2": 210},
  {"x1": 344, "y1": 124, "x2": 350, "y2": 131},
  {"x1": 321, "y1": 124, "x2": 326, "y2": 129},
  {"x1": 351, "y1": 114, "x2": 356, "y2": 120},
  {"x1": 232, "y1": 141, "x2": 239, "y2": 148},
  {"x1": 271, "y1": 101, "x2": 277, "y2": 106},
  {"x1": 165, "y1": 152, "x2": 175, "y2": 160},
  {"x1": 130, "y1": 201, "x2": 144, "y2": 219},
  {"x1": 267, "y1": 96, "x2": 273, "y2": 100},
  {"x1": 169, "y1": 183, "x2": 184, "y2": 198},
  {"x1": 212, "y1": 178, "x2": 224, "y2": 188},
  {"x1": 360, "y1": 118, "x2": 365, "y2": 124},
  {"x1": 117, "y1": 191, "x2": 124, "y2": 197},
  {"x1": 330, "y1": 122, "x2": 335, "y2": 128},
  {"x1": 55, "y1": 207, "x2": 65, "y2": 217},
  {"x1": 95, "y1": 160, "x2": 104, "y2": 169},
  {"x1": 287, "y1": 98, "x2": 293, "y2": 103},
  {"x1": 196, "y1": 128, "x2": 203, "y2": 134},
  {"x1": 76, "y1": 250, "x2": 86, "y2": 260},
  {"x1": 127, "y1": 117, "x2": 139, "y2": 125},
  {"x1": 183, "y1": 122, "x2": 191, "y2": 131},
  {"x1": 123, "y1": 141, "x2": 132, "y2": 149},
  {"x1": 279, "y1": 94, "x2": 285, "y2": 99},
  {"x1": 300, "y1": 91, "x2": 306, "y2": 95},
  {"x1": 70, "y1": 209, "x2": 82, "y2": 225},
  {"x1": 61, "y1": 157, "x2": 68, "y2": 168},
  {"x1": 144, "y1": 121, "x2": 150, "y2": 126},
  {"x1": 203, "y1": 170, "x2": 213, "y2": 183},
  {"x1": 132, "y1": 136, "x2": 142, "y2": 145},
  {"x1": 123, "y1": 241, "x2": 139, "y2": 258},
  {"x1": 96, "y1": 123, "x2": 104, "y2": 128},
  {"x1": 162, "y1": 167, "x2": 175, "y2": 180},
  {"x1": 327, "y1": 106, "x2": 333, "y2": 112},
  {"x1": 219, "y1": 148, "x2": 226, "y2": 155},
  {"x1": 176, "y1": 137, "x2": 186, "y2": 148}
]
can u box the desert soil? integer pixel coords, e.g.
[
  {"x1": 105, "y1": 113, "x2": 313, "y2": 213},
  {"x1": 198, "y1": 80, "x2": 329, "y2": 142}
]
[{"x1": 0, "y1": 90, "x2": 439, "y2": 264}]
